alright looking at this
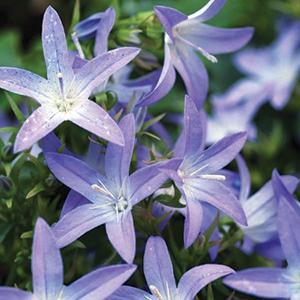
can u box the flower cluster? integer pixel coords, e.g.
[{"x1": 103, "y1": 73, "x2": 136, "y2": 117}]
[{"x1": 0, "y1": 0, "x2": 299, "y2": 299}]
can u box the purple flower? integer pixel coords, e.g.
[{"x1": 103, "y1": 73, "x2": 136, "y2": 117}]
[
  {"x1": 109, "y1": 236, "x2": 234, "y2": 300},
  {"x1": 224, "y1": 171, "x2": 300, "y2": 299},
  {"x1": 0, "y1": 218, "x2": 136, "y2": 300},
  {"x1": 0, "y1": 6, "x2": 140, "y2": 152},
  {"x1": 161, "y1": 95, "x2": 247, "y2": 248},
  {"x1": 45, "y1": 114, "x2": 170, "y2": 263},
  {"x1": 154, "y1": 0, "x2": 253, "y2": 108},
  {"x1": 233, "y1": 21, "x2": 300, "y2": 110},
  {"x1": 236, "y1": 158, "x2": 299, "y2": 251}
]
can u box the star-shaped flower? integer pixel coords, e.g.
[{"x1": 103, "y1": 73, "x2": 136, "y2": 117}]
[
  {"x1": 224, "y1": 171, "x2": 300, "y2": 299},
  {"x1": 45, "y1": 114, "x2": 172, "y2": 263},
  {"x1": 0, "y1": 218, "x2": 136, "y2": 300},
  {"x1": 161, "y1": 95, "x2": 247, "y2": 248},
  {"x1": 0, "y1": 6, "x2": 140, "y2": 152},
  {"x1": 153, "y1": 0, "x2": 253, "y2": 108},
  {"x1": 109, "y1": 236, "x2": 234, "y2": 300},
  {"x1": 232, "y1": 21, "x2": 300, "y2": 110}
]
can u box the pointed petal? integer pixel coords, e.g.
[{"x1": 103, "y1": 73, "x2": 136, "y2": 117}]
[
  {"x1": 177, "y1": 22, "x2": 254, "y2": 54},
  {"x1": 32, "y1": 218, "x2": 63, "y2": 299},
  {"x1": 273, "y1": 171, "x2": 300, "y2": 268},
  {"x1": 178, "y1": 264, "x2": 233, "y2": 299},
  {"x1": 0, "y1": 288, "x2": 32, "y2": 300},
  {"x1": 195, "y1": 131, "x2": 247, "y2": 174},
  {"x1": 171, "y1": 42, "x2": 208, "y2": 109},
  {"x1": 73, "y1": 48, "x2": 140, "y2": 98},
  {"x1": 154, "y1": 6, "x2": 187, "y2": 40},
  {"x1": 129, "y1": 163, "x2": 168, "y2": 205},
  {"x1": 106, "y1": 212, "x2": 136, "y2": 263},
  {"x1": 184, "y1": 198, "x2": 203, "y2": 248},
  {"x1": 60, "y1": 190, "x2": 90, "y2": 217},
  {"x1": 144, "y1": 236, "x2": 177, "y2": 299},
  {"x1": 94, "y1": 7, "x2": 116, "y2": 56},
  {"x1": 69, "y1": 100, "x2": 124, "y2": 146},
  {"x1": 138, "y1": 44, "x2": 176, "y2": 106},
  {"x1": 45, "y1": 153, "x2": 103, "y2": 202},
  {"x1": 74, "y1": 12, "x2": 103, "y2": 39},
  {"x1": 42, "y1": 6, "x2": 73, "y2": 87},
  {"x1": 105, "y1": 114, "x2": 135, "y2": 185},
  {"x1": 236, "y1": 155, "x2": 251, "y2": 202},
  {"x1": 184, "y1": 179, "x2": 247, "y2": 225},
  {"x1": 188, "y1": 0, "x2": 226, "y2": 21},
  {"x1": 109, "y1": 286, "x2": 154, "y2": 300},
  {"x1": 223, "y1": 268, "x2": 292, "y2": 298},
  {"x1": 0, "y1": 68, "x2": 51, "y2": 104},
  {"x1": 14, "y1": 106, "x2": 63, "y2": 153},
  {"x1": 63, "y1": 264, "x2": 136, "y2": 300},
  {"x1": 53, "y1": 203, "x2": 115, "y2": 248},
  {"x1": 182, "y1": 95, "x2": 206, "y2": 157}
]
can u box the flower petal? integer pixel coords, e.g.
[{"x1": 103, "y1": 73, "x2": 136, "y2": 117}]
[
  {"x1": 236, "y1": 155, "x2": 251, "y2": 202},
  {"x1": 273, "y1": 170, "x2": 300, "y2": 268},
  {"x1": 184, "y1": 179, "x2": 247, "y2": 225},
  {"x1": 73, "y1": 48, "x2": 140, "y2": 98},
  {"x1": 144, "y1": 236, "x2": 177, "y2": 299},
  {"x1": 32, "y1": 218, "x2": 63, "y2": 299},
  {"x1": 0, "y1": 288, "x2": 32, "y2": 300},
  {"x1": 106, "y1": 212, "x2": 136, "y2": 263},
  {"x1": 177, "y1": 22, "x2": 253, "y2": 54},
  {"x1": 223, "y1": 268, "x2": 292, "y2": 299},
  {"x1": 170, "y1": 42, "x2": 208, "y2": 109},
  {"x1": 14, "y1": 106, "x2": 63, "y2": 153},
  {"x1": 42, "y1": 6, "x2": 73, "y2": 89},
  {"x1": 178, "y1": 264, "x2": 234, "y2": 299},
  {"x1": 188, "y1": 0, "x2": 226, "y2": 21},
  {"x1": 53, "y1": 203, "x2": 115, "y2": 248},
  {"x1": 69, "y1": 100, "x2": 124, "y2": 146},
  {"x1": 109, "y1": 286, "x2": 154, "y2": 300},
  {"x1": 94, "y1": 7, "x2": 116, "y2": 56},
  {"x1": 0, "y1": 68, "x2": 51, "y2": 104},
  {"x1": 105, "y1": 114, "x2": 135, "y2": 185},
  {"x1": 63, "y1": 265, "x2": 136, "y2": 300},
  {"x1": 60, "y1": 190, "x2": 90, "y2": 217},
  {"x1": 184, "y1": 198, "x2": 203, "y2": 248},
  {"x1": 138, "y1": 44, "x2": 176, "y2": 107},
  {"x1": 154, "y1": 6, "x2": 187, "y2": 40}
]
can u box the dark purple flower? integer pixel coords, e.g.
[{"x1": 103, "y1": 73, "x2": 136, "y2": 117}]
[
  {"x1": 109, "y1": 236, "x2": 234, "y2": 300},
  {"x1": 45, "y1": 114, "x2": 171, "y2": 263},
  {"x1": 154, "y1": 0, "x2": 253, "y2": 108},
  {"x1": 0, "y1": 218, "x2": 136, "y2": 300},
  {"x1": 224, "y1": 170, "x2": 300, "y2": 299},
  {"x1": 0, "y1": 6, "x2": 140, "y2": 152}
]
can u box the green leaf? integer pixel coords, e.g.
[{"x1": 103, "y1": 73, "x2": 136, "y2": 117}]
[
  {"x1": 26, "y1": 182, "x2": 45, "y2": 199},
  {"x1": 5, "y1": 92, "x2": 25, "y2": 122},
  {"x1": 207, "y1": 284, "x2": 214, "y2": 300},
  {"x1": 20, "y1": 230, "x2": 33, "y2": 239},
  {"x1": 142, "y1": 113, "x2": 166, "y2": 131},
  {"x1": 0, "y1": 126, "x2": 17, "y2": 133},
  {"x1": 0, "y1": 222, "x2": 13, "y2": 243},
  {"x1": 70, "y1": 0, "x2": 81, "y2": 30}
]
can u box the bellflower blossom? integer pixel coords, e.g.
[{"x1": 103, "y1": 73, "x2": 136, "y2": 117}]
[
  {"x1": 224, "y1": 171, "x2": 300, "y2": 299},
  {"x1": 160, "y1": 95, "x2": 247, "y2": 248},
  {"x1": 110, "y1": 236, "x2": 234, "y2": 300},
  {"x1": 236, "y1": 158, "x2": 299, "y2": 259},
  {"x1": 45, "y1": 114, "x2": 172, "y2": 263},
  {"x1": 154, "y1": 0, "x2": 253, "y2": 108},
  {"x1": 0, "y1": 218, "x2": 136, "y2": 300},
  {"x1": 232, "y1": 21, "x2": 300, "y2": 110},
  {"x1": 0, "y1": 6, "x2": 140, "y2": 152}
]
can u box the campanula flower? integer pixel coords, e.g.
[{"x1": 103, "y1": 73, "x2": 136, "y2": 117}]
[
  {"x1": 161, "y1": 95, "x2": 247, "y2": 248},
  {"x1": 0, "y1": 218, "x2": 136, "y2": 300},
  {"x1": 0, "y1": 6, "x2": 140, "y2": 152},
  {"x1": 45, "y1": 114, "x2": 172, "y2": 263},
  {"x1": 224, "y1": 172, "x2": 300, "y2": 299},
  {"x1": 154, "y1": 0, "x2": 253, "y2": 108},
  {"x1": 110, "y1": 236, "x2": 234, "y2": 300},
  {"x1": 232, "y1": 21, "x2": 300, "y2": 110}
]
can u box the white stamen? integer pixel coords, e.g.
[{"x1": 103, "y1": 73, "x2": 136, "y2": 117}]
[
  {"x1": 199, "y1": 174, "x2": 226, "y2": 181},
  {"x1": 149, "y1": 285, "x2": 164, "y2": 300},
  {"x1": 189, "y1": 163, "x2": 209, "y2": 176},
  {"x1": 71, "y1": 31, "x2": 85, "y2": 59}
]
